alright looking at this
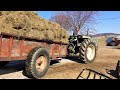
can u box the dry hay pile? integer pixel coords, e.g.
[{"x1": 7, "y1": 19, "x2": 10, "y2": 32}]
[{"x1": 0, "y1": 11, "x2": 69, "y2": 44}]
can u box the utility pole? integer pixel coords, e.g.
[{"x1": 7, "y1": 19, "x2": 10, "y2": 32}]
[{"x1": 87, "y1": 28, "x2": 89, "y2": 36}]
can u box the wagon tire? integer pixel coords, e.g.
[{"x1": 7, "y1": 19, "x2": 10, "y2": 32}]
[
  {"x1": 0, "y1": 61, "x2": 9, "y2": 67},
  {"x1": 79, "y1": 39, "x2": 97, "y2": 64},
  {"x1": 25, "y1": 47, "x2": 50, "y2": 79}
]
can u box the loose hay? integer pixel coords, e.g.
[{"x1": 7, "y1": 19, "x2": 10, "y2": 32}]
[{"x1": 0, "y1": 11, "x2": 69, "y2": 44}]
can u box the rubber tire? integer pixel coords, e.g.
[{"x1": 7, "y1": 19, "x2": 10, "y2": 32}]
[
  {"x1": 0, "y1": 61, "x2": 9, "y2": 67},
  {"x1": 106, "y1": 43, "x2": 111, "y2": 46},
  {"x1": 25, "y1": 47, "x2": 50, "y2": 79},
  {"x1": 79, "y1": 39, "x2": 97, "y2": 64}
]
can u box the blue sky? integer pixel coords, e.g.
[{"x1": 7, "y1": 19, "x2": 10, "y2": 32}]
[{"x1": 36, "y1": 11, "x2": 120, "y2": 34}]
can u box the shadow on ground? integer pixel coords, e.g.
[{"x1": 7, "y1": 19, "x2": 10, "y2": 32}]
[
  {"x1": 105, "y1": 69, "x2": 118, "y2": 79},
  {"x1": 105, "y1": 60, "x2": 120, "y2": 79},
  {"x1": 0, "y1": 59, "x2": 61, "y2": 77},
  {"x1": 65, "y1": 56, "x2": 85, "y2": 64},
  {"x1": 0, "y1": 60, "x2": 25, "y2": 75}
]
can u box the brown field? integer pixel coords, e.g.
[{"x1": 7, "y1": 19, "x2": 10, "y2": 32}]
[{"x1": 0, "y1": 37, "x2": 120, "y2": 79}]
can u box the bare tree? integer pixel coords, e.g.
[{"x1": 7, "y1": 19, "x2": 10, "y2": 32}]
[
  {"x1": 50, "y1": 12, "x2": 71, "y2": 30},
  {"x1": 81, "y1": 28, "x2": 97, "y2": 36},
  {"x1": 50, "y1": 11, "x2": 97, "y2": 35}
]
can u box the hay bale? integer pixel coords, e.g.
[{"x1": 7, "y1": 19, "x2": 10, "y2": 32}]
[
  {"x1": 0, "y1": 11, "x2": 69, "y2": 44},
  {"x1": 44, "y1": 29, "x2": 54, "y2": 41}
]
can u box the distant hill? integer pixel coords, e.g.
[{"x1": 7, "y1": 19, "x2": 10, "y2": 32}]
[{"x1": 92, "y1": 33, "x2": 120, "y2": 38}]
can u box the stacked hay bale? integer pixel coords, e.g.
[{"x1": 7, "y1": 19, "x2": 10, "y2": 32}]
[{"x1": 0, "y1": 11, "x2": 69, "y2": 44}]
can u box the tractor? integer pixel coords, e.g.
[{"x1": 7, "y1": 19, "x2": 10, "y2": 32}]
[{"x1": 67, "y1": 34, "x2": 98, "y2": 63}]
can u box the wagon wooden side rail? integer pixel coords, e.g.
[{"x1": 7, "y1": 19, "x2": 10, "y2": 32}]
[{"x1": 0, "y1": 32, "x2": 68, "y2": 79}]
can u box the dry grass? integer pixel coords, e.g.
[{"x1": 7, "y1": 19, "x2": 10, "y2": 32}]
[
  {"x1": 97, "y1": 37, "x2": 107, "y2": 46},
  {"x1": 0, "y1": 11, "x2": 69, "y2": 44}
]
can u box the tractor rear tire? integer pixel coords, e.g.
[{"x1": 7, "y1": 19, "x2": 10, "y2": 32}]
[
  {"x1": 25, "y1": 47, "x2": 50, "y2": 79},
  {"x1": 79, "y1": 39, "x2": 97, "y2": 64}
]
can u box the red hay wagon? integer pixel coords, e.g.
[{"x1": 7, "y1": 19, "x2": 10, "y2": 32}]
[{"x1": 0, "y1": 32, "x2": 68, "y2": 79}]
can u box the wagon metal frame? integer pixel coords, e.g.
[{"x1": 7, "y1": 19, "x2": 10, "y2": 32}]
[{"x1": 0, "y1": 32, "x2": 68, "y2": 61}]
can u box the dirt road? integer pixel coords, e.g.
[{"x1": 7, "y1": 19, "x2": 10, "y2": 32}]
[{"x1": 0, "y1": 39, "x2": 120, "y2": 79}]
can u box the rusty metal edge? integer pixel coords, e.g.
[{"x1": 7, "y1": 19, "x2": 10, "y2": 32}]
[{"x1": 0, "y1": 56, "x2": 27, "y2": 61}]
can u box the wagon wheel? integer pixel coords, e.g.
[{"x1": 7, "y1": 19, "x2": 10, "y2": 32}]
[{"x1": 25, "y1": 47, "x2": 50, "y2": 79}]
